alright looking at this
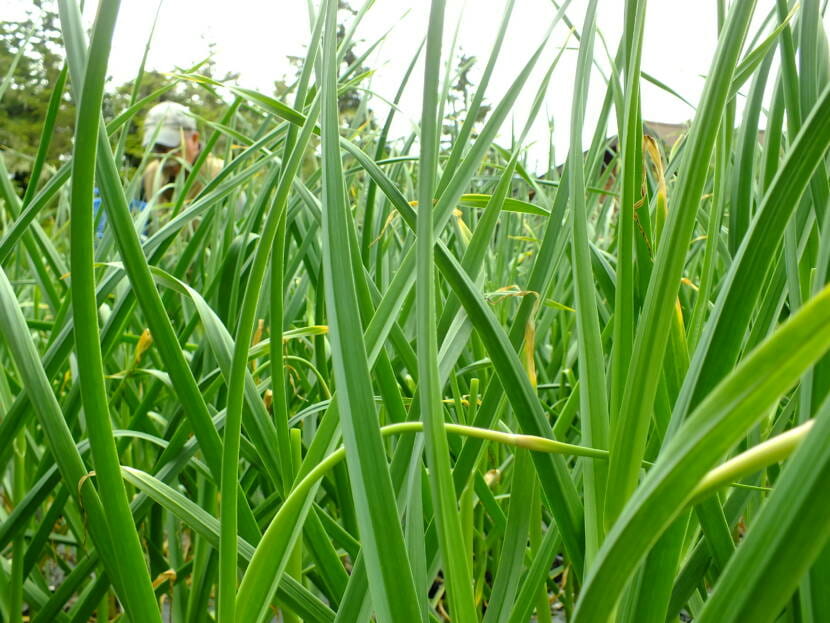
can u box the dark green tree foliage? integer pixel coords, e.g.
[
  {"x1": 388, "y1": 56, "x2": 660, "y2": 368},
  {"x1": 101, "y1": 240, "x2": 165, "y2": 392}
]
[
  {"x1": 1, "y1": 1, "x2": 234, "y2": 181},
  {"x1": 0, "y1": 1, "x2": 74, "y2": 188}
]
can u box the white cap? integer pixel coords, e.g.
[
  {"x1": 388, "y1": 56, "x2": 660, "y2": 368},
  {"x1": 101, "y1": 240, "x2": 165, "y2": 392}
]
[{"x1": 142, "y1": 101, "x2": 196, "y2": 148}]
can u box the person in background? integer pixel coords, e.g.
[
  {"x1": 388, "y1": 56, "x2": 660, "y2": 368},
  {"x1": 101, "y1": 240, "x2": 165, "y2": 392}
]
[
  {"x1": 141, "y1": 101, "x2": 224, "y2": 206},
  {"x1": 94, "y1": 101, "x2": 224, "y2": 239}
]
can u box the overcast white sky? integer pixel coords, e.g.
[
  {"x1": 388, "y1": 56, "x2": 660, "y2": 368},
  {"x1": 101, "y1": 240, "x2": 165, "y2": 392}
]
[{"x1": 7, "y1": 1, "x2": 830, "y2": 170}]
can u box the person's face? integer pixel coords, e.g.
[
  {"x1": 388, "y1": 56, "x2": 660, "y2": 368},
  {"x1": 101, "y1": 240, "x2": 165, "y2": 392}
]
[
  {"x1": 153, "y1": 130, "x2": 200, "y2": 177},
  {"x1": 182, "y1": 130, "x2": 200, "y2": 164}
]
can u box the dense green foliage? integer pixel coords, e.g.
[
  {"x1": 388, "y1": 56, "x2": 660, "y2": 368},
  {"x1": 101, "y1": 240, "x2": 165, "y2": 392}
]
[
  {"x1": 0, "y1": 2, "x2": 73, "y2": 182},
  {"x1": 1, "y1": 0, "x2": 830, "y2": 622}
]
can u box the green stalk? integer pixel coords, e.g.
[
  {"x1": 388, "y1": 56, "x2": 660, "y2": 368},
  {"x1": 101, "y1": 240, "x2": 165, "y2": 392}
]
[
  {"x1": 218, "y1": 98, "x2": 320, "y2": 623},
  {"x1": 696, "y1": 396, "x2": 830, "y2": 622},
  {"x1": 271, "y1": 0, "x2": 326, "y2": 496},
  {"x1": 610, "y1": 0, "x2": 646, "y2": 423},
  {"x1": 65, "y1": 0, "x2": 161, "y2": 620},
  {"x1": 300, "y1": 2, "x2": 421, "y2": 622},
  {"x1": 574, "y1": 283, "x2": 830, "y2": 621},
  {"x1": 568, "y1": 0, "x2": 609, "y2": 563},
  {"x1": 284, "y1": 428, "x2": 304, "y2": 623},
  {"x1": 0, "y1": 266, "x2": 126, "y2": 620},
  {"x1": 416, "y1": 1, "x2": 476, "y2": 620},
  {"x1": 669, "y1": 82, "x2": 830, "y2": 439},
  {"x1": 689, "y1": 420, "x2": 813, "y2": 502},
  {"x1": 604, "y1": 0, "x2": 758, "y2": 525},
  {"x1": 60, "y1": 0, "x2": 265, "y2": 546},
  {"x1": 9, "y1": 433, "x2": 25, "y2": 623}
]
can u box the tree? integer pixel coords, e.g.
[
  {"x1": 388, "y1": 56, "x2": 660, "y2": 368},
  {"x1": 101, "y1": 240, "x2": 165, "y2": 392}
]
[
  {"x1": 0, "y1": 0, "x2": 74, "y2": 190},
  {"x1": 1, "y1": 1, "x2": 238, "y2": 186}
]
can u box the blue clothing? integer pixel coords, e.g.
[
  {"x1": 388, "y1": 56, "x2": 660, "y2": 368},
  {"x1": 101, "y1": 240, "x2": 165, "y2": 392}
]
[{"x1": 93, "y1": 188, "x2": 148, "y2": 238}]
